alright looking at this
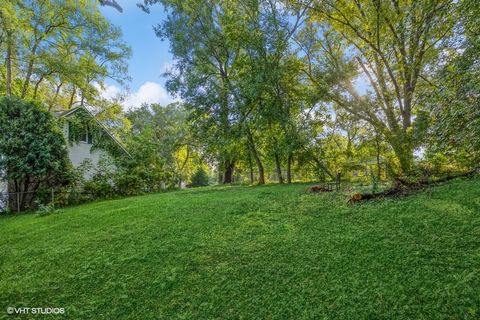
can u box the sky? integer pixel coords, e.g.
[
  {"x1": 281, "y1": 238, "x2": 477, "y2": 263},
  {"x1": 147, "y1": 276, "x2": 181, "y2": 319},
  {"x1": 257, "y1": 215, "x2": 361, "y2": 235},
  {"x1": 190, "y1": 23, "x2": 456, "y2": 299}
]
[
  {"x1": 98, "y1": 1, "x2": 177, "y2": 109},
  {"x1": 97, "y1": 1, "x2": 370, "y2": 109}
]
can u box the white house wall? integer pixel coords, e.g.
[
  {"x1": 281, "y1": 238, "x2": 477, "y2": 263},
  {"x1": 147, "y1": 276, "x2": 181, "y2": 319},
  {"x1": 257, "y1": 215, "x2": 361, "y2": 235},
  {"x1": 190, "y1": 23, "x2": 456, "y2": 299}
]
[
  {"x1": 0, "y1": 174, "x2": 7, "y2": 212},
  {"x1": 62, "y1": 121, "x2": 113, "y2": 180},
  {"x1": 68, "y1": 142, "x2": 109, "y2": 179},
  {"x1": 0, "y1": 157, "x2": 7, "y2": 211}
]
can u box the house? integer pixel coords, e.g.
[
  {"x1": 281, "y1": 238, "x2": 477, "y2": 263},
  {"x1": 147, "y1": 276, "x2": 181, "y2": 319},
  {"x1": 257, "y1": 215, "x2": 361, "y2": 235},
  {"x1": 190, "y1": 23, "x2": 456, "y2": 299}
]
[
  {"x1": 0, "y1": 105, "x2": 129, "y2": 212},
  {"x1": 56, "y1": 106, "x2": 129, "y2": 179},
  {"x1": 0, "y1": 165, "x2": 6, "y2": 212}
]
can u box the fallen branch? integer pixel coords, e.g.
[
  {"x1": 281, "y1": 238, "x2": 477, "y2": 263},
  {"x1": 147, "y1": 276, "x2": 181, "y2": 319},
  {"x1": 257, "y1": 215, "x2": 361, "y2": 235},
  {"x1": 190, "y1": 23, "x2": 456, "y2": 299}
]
[{"x1": 348, "y1": 169, "x2": 479, "y2": 204}]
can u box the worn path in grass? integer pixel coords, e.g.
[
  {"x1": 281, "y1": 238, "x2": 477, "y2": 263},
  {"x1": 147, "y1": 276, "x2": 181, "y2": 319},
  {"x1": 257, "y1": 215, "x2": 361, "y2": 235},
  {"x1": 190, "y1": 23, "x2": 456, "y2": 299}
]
[{"x1": 1, "y1": 179, "x2": 479, "y2": 319}]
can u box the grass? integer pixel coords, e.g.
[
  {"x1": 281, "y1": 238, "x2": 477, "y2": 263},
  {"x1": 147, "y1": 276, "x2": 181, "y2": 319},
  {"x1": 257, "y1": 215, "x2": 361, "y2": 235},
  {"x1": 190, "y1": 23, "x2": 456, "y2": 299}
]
[{"x1": 1, "y1": 178, "x2": 480, "y2": 319}]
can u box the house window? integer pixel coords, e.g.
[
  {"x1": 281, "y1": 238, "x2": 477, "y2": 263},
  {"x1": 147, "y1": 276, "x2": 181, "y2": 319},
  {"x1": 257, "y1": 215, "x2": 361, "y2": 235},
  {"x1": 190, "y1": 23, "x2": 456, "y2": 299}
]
[
  {"x1": 80, "y1": 127, "x2": 93, "y2": 144},
  {"x1": 87, "y1": 130, "x2": 93, "y2": 144},
  {"x1": 80, "y1": 129, "x2": 88, "y2": 143}
]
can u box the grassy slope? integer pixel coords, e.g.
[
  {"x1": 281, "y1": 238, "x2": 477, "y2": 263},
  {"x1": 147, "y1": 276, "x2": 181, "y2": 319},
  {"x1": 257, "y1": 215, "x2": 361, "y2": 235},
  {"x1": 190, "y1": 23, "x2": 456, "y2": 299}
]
[{"x1": 0, "y1": 179, "x2": 479, "y2": 320}]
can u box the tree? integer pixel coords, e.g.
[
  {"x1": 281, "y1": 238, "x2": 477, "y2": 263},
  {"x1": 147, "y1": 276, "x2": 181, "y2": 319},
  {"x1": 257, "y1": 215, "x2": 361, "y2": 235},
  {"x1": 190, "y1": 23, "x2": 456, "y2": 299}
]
[
  {"x1": 422, "y1": 0, "x2": 480, "y2": 168},
  {"x1": 126, "y1": 103, "x2": 202, "y2": 188},
  {"x1": 142, "y1": 0, "x2": 313, "y2": 184},
  {"x1": 0, "y1": 97, "x2": 71, "y2": 211},
  {"x1": 99, "y1": 0, "x2": 122, "y2": 12},
  {"x1": 141, "y1": 0, "x2": 245, "y2": 184},
  {"x1": 306, "y1": 0, "x2": 457, "y2": 174},
  {"x1": 0, "y1": 0, "x2": 131, "y2": 110},
  {"x1": 0, "y1": 0, "x2": 17, "y2": 96},
  {"x1": 234, "y1": 0, "x2": 309, "y2": 184}
]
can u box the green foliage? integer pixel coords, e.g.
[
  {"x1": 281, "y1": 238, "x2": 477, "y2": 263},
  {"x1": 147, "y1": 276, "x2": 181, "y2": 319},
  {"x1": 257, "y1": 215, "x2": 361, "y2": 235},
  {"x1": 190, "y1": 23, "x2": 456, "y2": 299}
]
[
  {"x1": 1, "y1": 0, "x2": 474, "y2": 197},
  {"x1": 303, "y1": 0, "x2": 457, "y2": 175},
  {"x1": 63, "y1": 107, "x2": 127, "y2": 158},
  {"x1": 141, "y1": 0, "x2": 470, "y2": 182},
  {"x1": 0, "y1": 96, "x2": 72, "y2": 210},
  {"x1": 82, "y1": 157, "x2": 116, "y2": 198},
  {"x1": 421, "y1": 0, "x2": 480, "y2": 168},
  {"x1": 143, "y1": 0, "x2": 322, "y2": 184},
  {"x1": 1, "y1": 178, "x2": 479, "y2": 318},
  {"x1": 34, "y1": 199, "x2": 56, "y2": 216},
  {"x1": 0, "y1": 0, "x2": 131, "y2": 109},
  {"x1": 124, "y1": 103, "x2": 204, "y2": 189},
  {"x1": 190, "y1": 167, "x2": 209, "y2": 187}
]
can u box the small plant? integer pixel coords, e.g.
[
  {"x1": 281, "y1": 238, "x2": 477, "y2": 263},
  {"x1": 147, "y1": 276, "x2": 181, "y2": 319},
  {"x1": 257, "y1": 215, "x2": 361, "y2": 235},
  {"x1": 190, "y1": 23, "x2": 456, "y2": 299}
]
[
  {"x1": 1, "y1": 207, "x2": 13, "y2": 215},
  {"x1": 35, "y1": 200, "x2": 56, "y2": 216}
]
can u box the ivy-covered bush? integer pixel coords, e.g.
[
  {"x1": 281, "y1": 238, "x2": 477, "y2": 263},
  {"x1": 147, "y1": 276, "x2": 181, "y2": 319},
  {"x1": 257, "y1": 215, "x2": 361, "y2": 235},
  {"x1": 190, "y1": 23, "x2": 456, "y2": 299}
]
[
  {"x1": 83, "y1": 157, "x2": 117, "y2": 198},
  {"x1": 0, "y1": 96, "x2": 72, "y2": 211}
]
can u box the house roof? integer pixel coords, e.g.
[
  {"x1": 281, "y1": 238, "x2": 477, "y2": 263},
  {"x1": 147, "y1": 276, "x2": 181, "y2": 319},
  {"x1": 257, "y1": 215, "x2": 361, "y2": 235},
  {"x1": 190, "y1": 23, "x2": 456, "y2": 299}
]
[
  {"x1": 56, "y1": 106, "x2": 131, "y2": 157},
  {"x1": 55, "y1": 107, "x2": 83, "y2": 118}
]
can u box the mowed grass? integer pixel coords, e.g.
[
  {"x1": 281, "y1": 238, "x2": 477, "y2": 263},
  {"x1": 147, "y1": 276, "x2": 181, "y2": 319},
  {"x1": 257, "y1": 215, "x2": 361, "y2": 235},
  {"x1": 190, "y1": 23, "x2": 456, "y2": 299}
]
[{"x1": 1, "y1": 179, "x2": 480, "y2": 319}]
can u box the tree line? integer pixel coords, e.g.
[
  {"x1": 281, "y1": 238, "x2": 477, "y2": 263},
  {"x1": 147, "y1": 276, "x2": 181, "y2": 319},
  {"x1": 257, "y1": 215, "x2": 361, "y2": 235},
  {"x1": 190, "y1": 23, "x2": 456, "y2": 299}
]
[
  {"x1": 1, "y1": 0, "x2": 479, "y2": 198},
  {"x1": 138, "y1": 0, "x2": 479, "y2": 183}
]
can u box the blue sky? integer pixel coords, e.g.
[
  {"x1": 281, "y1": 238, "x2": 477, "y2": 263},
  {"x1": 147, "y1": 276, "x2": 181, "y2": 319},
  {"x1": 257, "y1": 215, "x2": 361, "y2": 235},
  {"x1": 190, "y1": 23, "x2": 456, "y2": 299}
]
[
  {"x1": 98, "y1": 1, "x2": 370, "y2": 108},
  {"x1": 99, "y1": 1, "x2": 177, "y2": 109}
]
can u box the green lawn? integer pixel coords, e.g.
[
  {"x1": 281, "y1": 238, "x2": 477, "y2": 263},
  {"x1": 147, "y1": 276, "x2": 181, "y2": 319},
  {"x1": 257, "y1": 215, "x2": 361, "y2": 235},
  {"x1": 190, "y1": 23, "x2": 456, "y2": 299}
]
[{"x1": 1, "y1": 179, "x2": 480, "y2": 319}]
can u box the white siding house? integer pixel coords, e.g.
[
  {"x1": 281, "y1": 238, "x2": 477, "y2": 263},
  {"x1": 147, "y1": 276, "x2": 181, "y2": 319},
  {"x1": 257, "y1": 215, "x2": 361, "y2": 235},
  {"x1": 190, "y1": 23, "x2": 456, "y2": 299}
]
[
  {"x1": 0, "y1": 106, "x2": 128, "y2": 211},
  {"x1": 0, "y1": 165, "x2": 7, "y2": 212},
  {"x1": 57, "y1": 106, "x2": 129, "y2": 179},
  {"x1": 60, "y1": 110, "x2": 109, "y2": 179},
  {"x1": 67, "y1": 142, "x2": 107, "y2": 179}
]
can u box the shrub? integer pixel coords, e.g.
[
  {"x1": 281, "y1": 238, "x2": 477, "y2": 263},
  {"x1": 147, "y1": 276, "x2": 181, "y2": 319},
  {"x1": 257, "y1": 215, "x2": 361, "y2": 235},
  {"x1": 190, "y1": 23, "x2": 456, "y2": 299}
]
[
  {"x1": 190, "y1": 167, "x2": 209, "y2": 187},
  {"x1": 0, "y1": 96, "x2": 72, "y2": 211}
]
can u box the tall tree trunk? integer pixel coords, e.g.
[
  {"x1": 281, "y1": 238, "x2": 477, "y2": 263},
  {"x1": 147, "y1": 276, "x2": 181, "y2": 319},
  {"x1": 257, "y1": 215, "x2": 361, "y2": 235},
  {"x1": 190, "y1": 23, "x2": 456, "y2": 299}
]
[
  {"x1": 217, "y1": 166, "x2": 223, "y2": 184},
  {"x1": 256, "y1": 159, "x2": 265, "y2": 185},
  {"x1": 68, "y1": 86, "x2": 76, "y2": 108},
  {"x1": 246, "y1": 127, "x2": 265, "y2": 185},
  {"x1": 390, "y1": 136, "x2": 413, "y2": 176},
  {"x1": 49, "y1": 82, "x2": 63, "y2": 111},
  {"x1": 248, "y1": 151, "x2": 254, "y2": 184},
  {"x1": 286, "y1": 153, "x2": 293, "y2": 184},
  {"x1": 21, "y1": 42, "x2": 39, "y2": 98},
  {"x1": 18, "y1": 178, "x2": 28, "y2": 212},
  {"x1": 223, "y1": 159, "x2": 235, "y2": 184},
  {"x1": 33, "y1": 75, "x2": 44, "y2": 99},
  {"x1": 9, "y1": 180, "x2": 18, "y2": 212},
  {"x1": 274, "y1": 153, "x2": 283, "y2": 184},
  {"x1": 375, "y1": 132, "x2": 381, "y2": 180},
  {"x1": 5, "y1": 30, "x2": 13, "y2": 96}
]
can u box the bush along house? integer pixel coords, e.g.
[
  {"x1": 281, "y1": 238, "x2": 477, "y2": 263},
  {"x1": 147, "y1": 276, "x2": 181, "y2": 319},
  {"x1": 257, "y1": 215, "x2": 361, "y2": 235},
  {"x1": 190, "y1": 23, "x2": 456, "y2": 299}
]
[{"x1": 0, "y1": 105, "x2": 129, "y2": 212}]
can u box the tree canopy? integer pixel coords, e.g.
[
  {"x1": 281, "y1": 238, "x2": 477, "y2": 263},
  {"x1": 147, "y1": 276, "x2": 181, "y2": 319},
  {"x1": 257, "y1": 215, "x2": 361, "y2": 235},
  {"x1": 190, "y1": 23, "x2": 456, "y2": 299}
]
[
  {"x1": 2, "y1": 0, "x2": 478, "y2": 202},
  {"x1": 135, "y1": 0, "x2": 477, "y2": 183}
]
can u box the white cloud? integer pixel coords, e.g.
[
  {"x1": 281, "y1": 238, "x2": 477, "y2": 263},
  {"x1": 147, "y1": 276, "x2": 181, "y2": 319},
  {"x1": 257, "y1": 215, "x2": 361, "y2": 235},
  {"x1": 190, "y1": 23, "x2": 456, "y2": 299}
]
[
  {"x1": 99, "y1": 81, "x2": 179, "y2": 110},
  {"x1": 124, "y1": 81, "x2": 175, "y2": 109},
  {"x1": 100, "y1": 84, "x2": 122, "y2": 100}
]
